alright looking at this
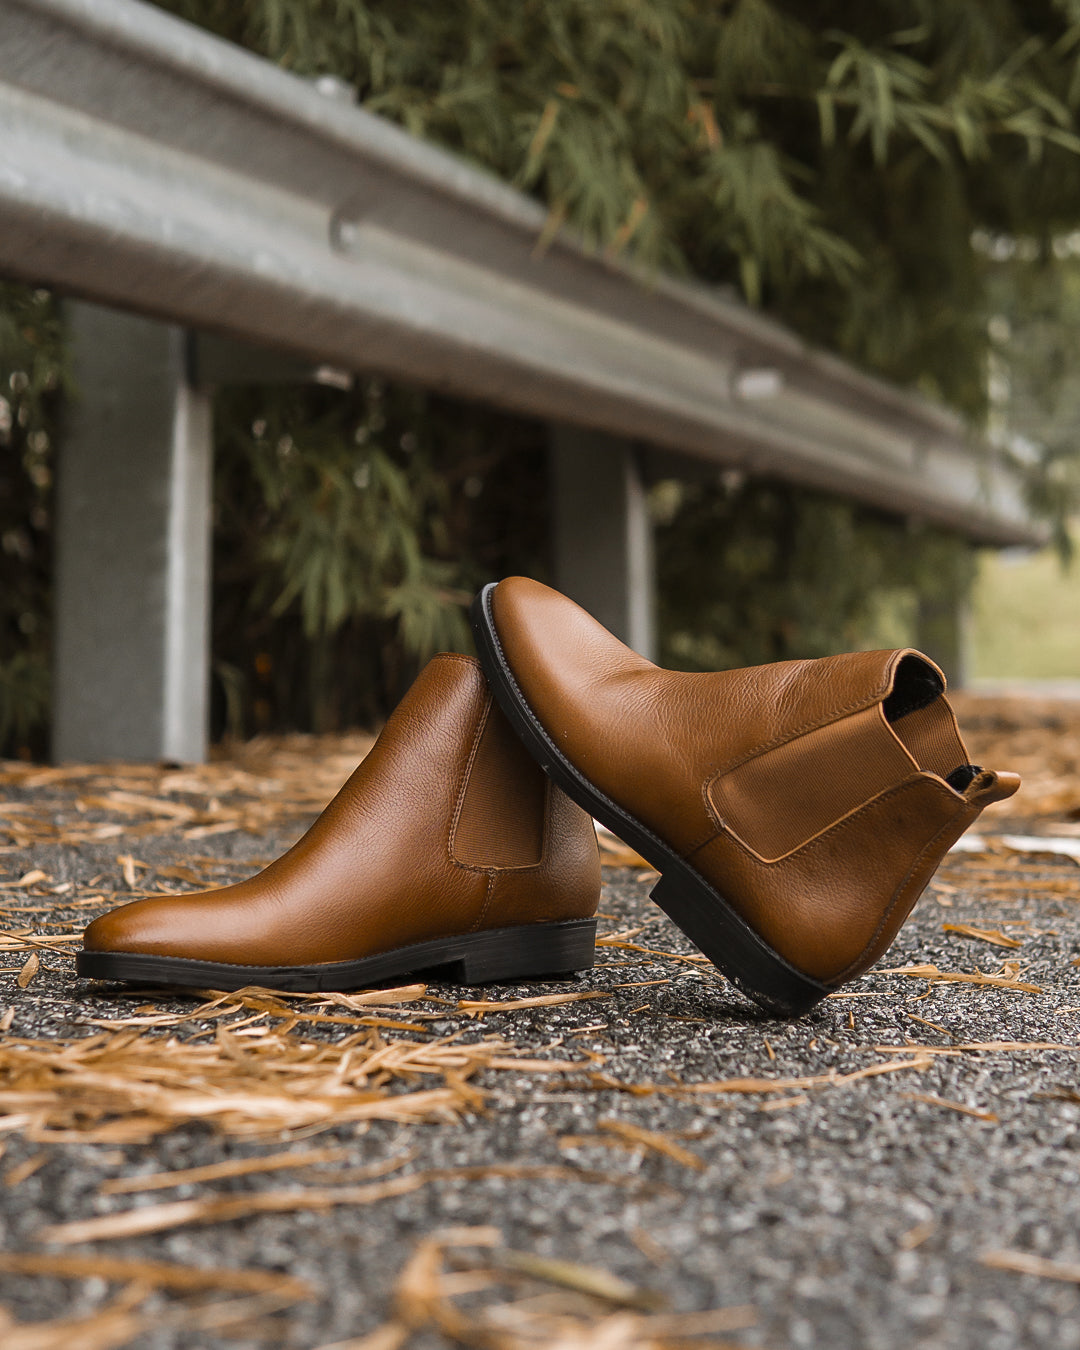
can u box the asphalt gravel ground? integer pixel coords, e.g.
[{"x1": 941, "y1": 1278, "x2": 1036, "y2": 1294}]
[{"x1": 1, "y1": 793, "x2": 1079, "y2": 1349}]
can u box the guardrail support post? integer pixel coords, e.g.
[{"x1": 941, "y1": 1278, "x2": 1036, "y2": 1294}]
[
  {"x1": 917, "y1": 594, "x2": 972, "y2": 690},
  {"x1": 52, "y1": 302, "x2": 212, "y2": 763},
  {"x1": 549, "y1": 425, "x2": 657, "y2": 660}
]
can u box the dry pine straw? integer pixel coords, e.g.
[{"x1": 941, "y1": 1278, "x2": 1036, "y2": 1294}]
[
  {"x1": 0, "y1": 739, "x2": 1076, "y2": 1175},
  {"x1": 0, "y1": 985, "x2": 613, "y2": 1145},
  {"x1": 0, "y1": 1227, "x2": 763, "y2": 1350},
  {"x1": 5, "y1": 977, "x2": 1072, "y2": 1159},
  {"x1": 0, "y1": 732, "x2": 376, "y2": 852},
  {"x1": 4, "y1": 977, "x2": 1075, "y2": 1253},
  {"x1": 0, "y1": 721, "x2": 1078, "y2": 1347},
  {"x1": 950, "y1": 692, "x2": 1080, "y2": 822},
  {"x1": 4, "y1": 1226, "x2": 1080, "y2": 1350}
]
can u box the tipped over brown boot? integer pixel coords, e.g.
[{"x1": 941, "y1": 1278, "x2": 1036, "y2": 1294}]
[
  {"x1": 77, "y1": 654, "x2": 601, "y2": 992},
  {"x1": 471, "y1": 577, "x2": 1020, "y2": 1017}
]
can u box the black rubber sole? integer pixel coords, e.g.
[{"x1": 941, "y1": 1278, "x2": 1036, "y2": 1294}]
[
  {"x1": 75, "y1": 918, "x2": 598, "y2": 993},
  {"x1": 470, "y1": 583, "x2": 829, "y2": 1018}
]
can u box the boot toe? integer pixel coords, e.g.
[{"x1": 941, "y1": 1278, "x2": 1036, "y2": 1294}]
[{"x1": 83, "y1": 895, "x2": 214, "y2": 959}]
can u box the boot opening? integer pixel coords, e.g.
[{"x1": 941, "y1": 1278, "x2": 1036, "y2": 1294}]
[
  {"x1": 883, "y1": 654, "x2": 973, "y2": 784},
  {"x1": 882, "y1": 654, "x2": 944, "y2": 723},
  {"x1": 944, "y1": 763, "x2": 984, "y2": 793}
]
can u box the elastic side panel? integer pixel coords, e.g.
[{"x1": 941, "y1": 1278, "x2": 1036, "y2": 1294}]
[
  {"x1": 889, "y1": 697, "x2": 969, "y2": 779},
  {"x1": 708, "y1": 704, "x2": 919, "y2": 862},
  {"x1": 452, "y1": 701, "x2": 546, "y2": 869}
]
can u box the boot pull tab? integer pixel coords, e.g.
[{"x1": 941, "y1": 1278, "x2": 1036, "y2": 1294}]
[{"x1": 963, "y1": 769, "x2": 1021, "y2": 807}]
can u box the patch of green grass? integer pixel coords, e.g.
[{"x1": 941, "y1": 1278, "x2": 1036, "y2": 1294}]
[{"x1": 971, "y1": 545, "x2": 1080, "y2": 679}]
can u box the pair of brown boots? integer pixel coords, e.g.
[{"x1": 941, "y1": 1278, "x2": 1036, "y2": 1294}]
[{"x1": 78, "y1": 578, "x2": 1019, "y2": 1017}]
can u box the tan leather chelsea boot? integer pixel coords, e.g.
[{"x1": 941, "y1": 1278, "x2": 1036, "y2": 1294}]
[
  {"x1": 77, "y1": 654, "x2": 601, "y2": 992},
  {"x1": 471, "y1": 577, "x2": 1020, "y2": 1017}
]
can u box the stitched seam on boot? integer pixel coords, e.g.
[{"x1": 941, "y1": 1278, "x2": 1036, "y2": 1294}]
[
  {"x1": 688, "y1": 778, "x2": 969, "y2": 984},
  {"x1": 448, "y1": 694, "x2": 491, "y2": 870},
  {"x1": 449, "y1": 698, "x2": 552, "y2": 877},
  {"x1": 481, "y1": 593, "x2": 926, "y2": 910},
  {"x1": 707, "y1": 680, "x2": 901, "y2": 788},
  {"x1": 686, "y1": 816, "x2": 725, "y2": 860},
  {"x1": 705, "y1": 774, "x2": 966, "y2": 869},
  {"x1": 704, "y1": 645, "x2": 946, "y2": 788},
  {"x1": 431, "y1": 652, "x2": 483, "y2": 671},
  {"x1": 710, "y1": 770, "x2": 932, "y2": 864},
  {"x1": 469, "y1": 872, "x2": 497, "y2": 933},
  {"x1": 524, "y1": 778, "x2": 552, "y2": 875},
  {"x1": 829, "y1": 805, "x2": 973, "y2": 985}
]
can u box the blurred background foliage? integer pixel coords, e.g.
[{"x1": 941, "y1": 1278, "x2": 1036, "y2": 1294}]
[
  {"x1": 210, "y1": 382, "x2": 548, "y2": 735},
  {"x1": 4, "y1": 0, "x2": 1080, "y2": 751},
  {"x1": 0, "y1": 285, "x2": 63, "y2": 757}
]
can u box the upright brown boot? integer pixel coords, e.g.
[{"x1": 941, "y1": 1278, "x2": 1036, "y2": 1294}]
[
  {"x1": 77, "y1": 654, "x2": 601, "y2": 992},
  {"x1": 471, "y1": 577, "x2": 1020, "y2": 1017}
]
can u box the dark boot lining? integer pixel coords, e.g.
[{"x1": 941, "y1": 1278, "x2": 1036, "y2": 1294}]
[
  {"x1": 883, "y1": 653, "x2": 945, "y2": 723},
  {"x1": 945, "y1": 763, "x2": 984, "y2": 793}
]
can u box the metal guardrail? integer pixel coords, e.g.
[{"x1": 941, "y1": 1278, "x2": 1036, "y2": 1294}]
[{"x1": 0, "y1": 0, "x2": 1038, "y2": 545}]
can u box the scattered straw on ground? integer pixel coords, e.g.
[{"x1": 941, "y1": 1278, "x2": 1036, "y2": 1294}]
[
  {"x1": 0, "y1": 730, "x2": 374, "y2": 855},
  {"x1": 951, "y1": 692, "x2": 1080, "y2": 824},
  {"x1": 385, "y1": 1226, "x2": 758, "y2": 1349},
  {"x1": 0, "y1": 1283, "x2": 308, "y2": 1350},
  {"x1": 0, "y1": 987, "x2": 609, "y2": 1144},
  {"x1": 0, "y1": 1227, "x2": 760, "y2": 1350},
  {"x1": 0, "y1": 704, "x2": 1079, "y2": 1346}
]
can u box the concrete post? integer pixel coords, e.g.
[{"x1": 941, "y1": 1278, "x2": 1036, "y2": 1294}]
[
  {"x1": 917, "y1": 594, "x2": 972, "y2": 690},
  {"x1": 549, "y1": 425, "x2": 656, "y2": 660},
  {"x1": 52, "y1": 302, "x2": 213, "y2": 762}
]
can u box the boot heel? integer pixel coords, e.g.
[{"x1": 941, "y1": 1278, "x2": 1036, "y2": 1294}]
[
  {"x1": 648, "y1": 867, "x2": 828, "y2": 1017},
  {"x1": 451, "y1": 919, "x2": 597, "y2": 984}
]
